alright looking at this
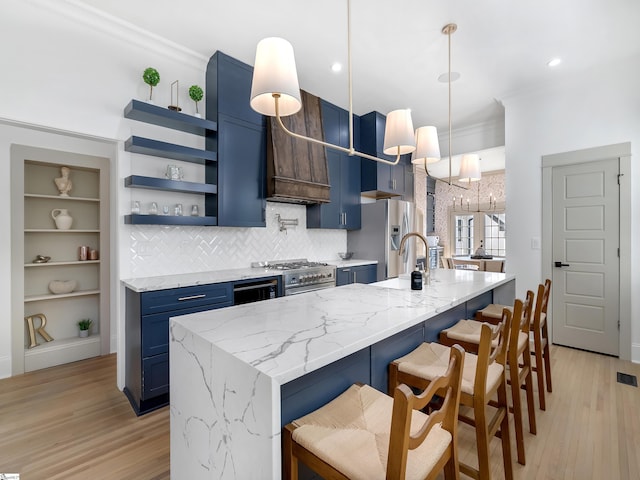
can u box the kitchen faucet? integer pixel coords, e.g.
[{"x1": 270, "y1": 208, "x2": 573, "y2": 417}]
[{"x1": 399, "y1": 232, "x2": 431, "y2": 285}]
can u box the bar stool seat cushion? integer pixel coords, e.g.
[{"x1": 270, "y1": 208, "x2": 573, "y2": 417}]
[
  {"x1": 394, "y1": 342, "x2": 504, "y2": 397},
  {"x1": 291, "y1": 384, "x2": 451, "y2": 480},
  {"x1": 477, "y1": 303, "x2": 509, "y2": 320},
  {"x1": 440, "y1": 320, "x2": 499, "y2": 347}
]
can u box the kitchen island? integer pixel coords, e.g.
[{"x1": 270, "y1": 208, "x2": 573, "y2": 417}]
[{"x1": 170, "y1": 269, "x2": 514, "y2": 479}]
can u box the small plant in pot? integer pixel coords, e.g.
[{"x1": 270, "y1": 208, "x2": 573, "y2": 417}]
[
  {"x1": 142, "y1": 67, "x2": 160, "y2": 103},
  {"x1": 189, "y1": 85, "x2": 204, "y2": 117},
  {"x1": 78, "y1": 318, "x2": 92, "y2": 338}
]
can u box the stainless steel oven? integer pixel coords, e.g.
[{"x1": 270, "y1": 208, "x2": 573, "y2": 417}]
[
  {"x1": 233, "y1": 277, "x2": 280, "y2": 305},
  {"x1": 251, "y1": 259, "x2": 336, "y2": 296}
]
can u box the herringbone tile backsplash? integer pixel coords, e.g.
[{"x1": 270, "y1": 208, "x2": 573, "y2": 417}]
[{"x1": 126, "y1": 203, "x2": 347, "y2": 278}]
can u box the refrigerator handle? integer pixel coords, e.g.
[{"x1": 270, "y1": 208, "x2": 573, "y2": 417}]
[{"x1": 402, "y1": 211, "x2": 409, "y2": 264}]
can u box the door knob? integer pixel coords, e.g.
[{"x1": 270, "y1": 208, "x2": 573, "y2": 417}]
[{"x1": 554, "y1": 261, "x2": 570, "y2": 268}]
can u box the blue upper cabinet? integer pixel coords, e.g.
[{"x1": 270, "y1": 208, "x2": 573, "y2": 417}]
[
  {"x1": 360, "y1": 111, "x2": 412, "y2": 200},
  {"x1": 206, "y1": 51, "x2": 267, "y2": 227},
  {"x1": 307, "y1": 100, "x2": 361, "y2": 230}
]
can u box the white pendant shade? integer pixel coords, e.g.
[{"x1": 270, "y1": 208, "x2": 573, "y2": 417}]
[
  {"x1": 458, "y1": 153, "x2": 481, "y2": 182},
  {"x1": 383, "y1": 109, "x2": 416, "y2": 156},
  {"x1": 411, "y1": 126, "x2": 441, "y2": 165},
  {"x1": 250, "y1": 37, "x2": 302, "y2": 117}
]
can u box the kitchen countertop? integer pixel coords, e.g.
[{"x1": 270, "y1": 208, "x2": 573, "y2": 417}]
[
  {"x1": 172, "y1": 269, "x2": 509, "y2": 384},
  {"x1": 121, "y1": 259, "x2": 378, "y2": 292},
  {"x1": 170, "y1": 269, "x2": 513, "y2": 479}
]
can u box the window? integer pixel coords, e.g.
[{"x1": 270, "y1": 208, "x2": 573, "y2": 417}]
[{"x1": 451, "y1": 210, "x2": 506, "y2": 257}]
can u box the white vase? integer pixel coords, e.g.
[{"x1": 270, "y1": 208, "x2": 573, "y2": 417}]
[
  {"x1": 79, "y1": 329, "x2": 89, "y2": 338},
  {"x1": 51, "y1": 208, "x2": 73, "y2": 230}
]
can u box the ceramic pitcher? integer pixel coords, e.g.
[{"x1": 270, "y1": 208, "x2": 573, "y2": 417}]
[{"x1": 51, "y1": 208, "x2": 73, "y2": 230}]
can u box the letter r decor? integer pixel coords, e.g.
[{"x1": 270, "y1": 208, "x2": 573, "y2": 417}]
[{"x1": 25, "y1": 313, "x2": 54, "y2": 348}]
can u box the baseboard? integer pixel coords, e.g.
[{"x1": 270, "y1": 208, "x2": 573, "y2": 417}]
[
  {"x1": 631, "y1": 343, "x2": 640, "y2": 364},
  {"x1": 0, "y1": 354, "x2": 11, "y2": 379}
]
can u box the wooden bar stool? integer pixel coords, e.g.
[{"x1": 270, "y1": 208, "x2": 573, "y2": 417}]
[
  {"x1": 505, "y1": 293, "x2": 537, "y2": 465},
  {"x1": 439, "y1": 293, "x2": 537, "y2": 466},
  {"x1": 389, "y1": 311, "x2": 513, "y2": 480},
  {"x1": 283, "y1": 345, "x2": 465, "y2": 480},
  {"x1": 473, "y1": 279, "x2": 553, "y2": 411},
  {"x1": 530, "y1": 279, "x2": 552, "y2": 410}
]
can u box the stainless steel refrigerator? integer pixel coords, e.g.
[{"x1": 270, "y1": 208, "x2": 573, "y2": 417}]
[{"x1": 347, "y1": 199, "x2": 417, "y2": 281}]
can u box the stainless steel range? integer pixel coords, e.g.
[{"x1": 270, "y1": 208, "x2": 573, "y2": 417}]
[{"x1": 251, "y1": 259, "x2": 336, "y2": 296}]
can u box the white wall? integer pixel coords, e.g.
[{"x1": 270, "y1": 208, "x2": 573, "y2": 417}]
[
  {"x1": 0, "y1": 1, "x2": 346, "y2": 379},
  {"x1": 502, "y1": 54, "x2": 640, "y2": 362}
]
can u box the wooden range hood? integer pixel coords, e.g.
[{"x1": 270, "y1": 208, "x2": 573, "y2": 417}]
[{"x1": 266, "y1": 90, "x2": 330, "y2": 204}]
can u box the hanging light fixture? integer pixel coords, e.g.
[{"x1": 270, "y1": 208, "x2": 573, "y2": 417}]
[
  {"x1": 411, "y1": 126, "x2": 441, "y2": 165},
  {"x1": 452, "y1": 153, "x2": 496, "y2": 212},
  {"x1": 458, "y1": 153, "x2": 482, "y2": 183},
  {"x1": 417, "y1": 23, "x2": 474, "y2": 191},
  {"x1": 249, "y1": 0, "x2": 415, "y2": 166}
]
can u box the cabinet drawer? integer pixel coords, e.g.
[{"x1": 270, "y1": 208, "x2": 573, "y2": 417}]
[
  {"x1": 140, "y1": 282, "x2": 233, "y2": 315},
  {"x1": 141, "y1": 301, "x2": 234, "y2": 357},
  {"x1": 142, "y1": 353, "x2": 169, "y2": 400}
]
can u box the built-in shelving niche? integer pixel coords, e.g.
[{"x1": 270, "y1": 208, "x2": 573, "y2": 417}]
[{"x1": 11, "y1": 145, "x2": 111, "y2": 374}]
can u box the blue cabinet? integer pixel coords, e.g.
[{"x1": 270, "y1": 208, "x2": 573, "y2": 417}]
[
  {"x1": 360, "y1": 111, "x2": 412, "y2": 200},
  {"x1": 307, "y1": 100, "x2": 361, "y2": 229},
  {"x1": 206, "y1": 51, "x2": 267, "y2": 227},
  {"x1": 124, "y1": 282, "x2": 233, "y2": 415},
  {"x1": 336, "y1": 263, "x2": 377, "y2": 286}
]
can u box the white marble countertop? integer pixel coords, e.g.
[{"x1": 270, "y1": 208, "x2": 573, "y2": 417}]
[
  {"x1": 121, "y1": 259, "x2": 377, "y2": 292},
  {"x1": 121, "y1": 267, "x2": 276, "y2": 292},
  {"x1": 172, "y1": 269, "x2": 512, "y2": 385}
]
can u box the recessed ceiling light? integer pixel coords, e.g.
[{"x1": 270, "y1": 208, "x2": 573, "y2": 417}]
[
  {"x1": 547, "y1": 58, "x2": 562, "y2": 67},
  {"x1": 331, "y1": 62, "x2": 342, "y2": 73},
  {"x1": 438, "y1": 72, "x2": 460, "y2": 83}
]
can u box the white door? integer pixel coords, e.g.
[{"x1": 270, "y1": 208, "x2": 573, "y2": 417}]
[{"x1": 551, "y1": 158, "x2": 620, "y2": 356}]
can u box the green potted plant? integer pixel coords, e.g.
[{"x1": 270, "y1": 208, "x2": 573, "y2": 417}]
[
  {"x1": 143, "y1": 67, "x2": 160, "y2": 103},
  {"x1": 189, "y1": 85, "x2": 204, "y2": 117},
  {"x1": 78, "y1": 318, "x2": 93, "y2": 338}
]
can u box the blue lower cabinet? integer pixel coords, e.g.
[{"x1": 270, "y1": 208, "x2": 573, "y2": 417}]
[
  {"x1": 124, "y1": 283, "x2": 233, "y2": 415},
  {"x1": 370, "y1": 324, "x2": 424, "y2": 393},
  {"x1": 336, "y1": 264, "x2": 377, "y2": 286},
  {"x1": 424, "y1": 303, "x2": 466, "y2": 343},
  {"x1": 281, "y1": 348, "x2": 371, "y2": 428},
  {"x1": 465, "y1": 290, "x2": 493, "y2": 318}
]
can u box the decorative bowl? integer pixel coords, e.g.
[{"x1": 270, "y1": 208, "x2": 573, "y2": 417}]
[
  {"x1": 48, "y1": 280, "x2": 77, "y2": 295},
  {"x1": 338, "y1": 252, "x2": 354, "y2": 260}
]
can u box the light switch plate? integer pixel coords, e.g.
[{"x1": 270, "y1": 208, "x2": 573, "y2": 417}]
[{"x1": 531, "y1": 237, "x2": 541, "y2": 250}]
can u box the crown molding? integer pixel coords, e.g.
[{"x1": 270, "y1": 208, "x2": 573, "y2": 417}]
[{"x1": 27, "y1": 0, "x2": 208, "y2": 71}]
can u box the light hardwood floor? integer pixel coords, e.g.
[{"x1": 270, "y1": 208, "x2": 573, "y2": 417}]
[{"x1": 1, "y1": 345, "x2": 639, "y2": 479}]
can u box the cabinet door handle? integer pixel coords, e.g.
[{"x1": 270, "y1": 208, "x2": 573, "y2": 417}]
[
  {"x1": 353, "y1": 271, "x2": 357, "y2": 283},
  {"x1": 178, "y1": 294, "x2": 206, "y2": 301}
]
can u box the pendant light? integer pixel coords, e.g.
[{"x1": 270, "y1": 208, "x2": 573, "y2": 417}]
[{"x1": 249, "y1": 0, "x2": 415, "y2": 166}]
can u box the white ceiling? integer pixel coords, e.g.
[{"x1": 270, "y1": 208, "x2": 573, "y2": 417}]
[{"x1": 73, "y1": 0, "x2": 640, "y2": 170}]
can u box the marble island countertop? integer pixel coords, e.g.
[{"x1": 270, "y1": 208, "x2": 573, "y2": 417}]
[
  {"x1": 171, "y1": 269, "x2": 511, "y2": 385},
  {"x1": 170, "y1": 268, "x2": 514, "y2": 479},
  {"x1": 121, "y1": 258, "x2": 378, "y2": 292}
]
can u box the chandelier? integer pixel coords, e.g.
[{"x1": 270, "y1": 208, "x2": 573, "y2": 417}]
[{"x1": 249, "y1": 0, "x2": 478, "y2": 188}]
